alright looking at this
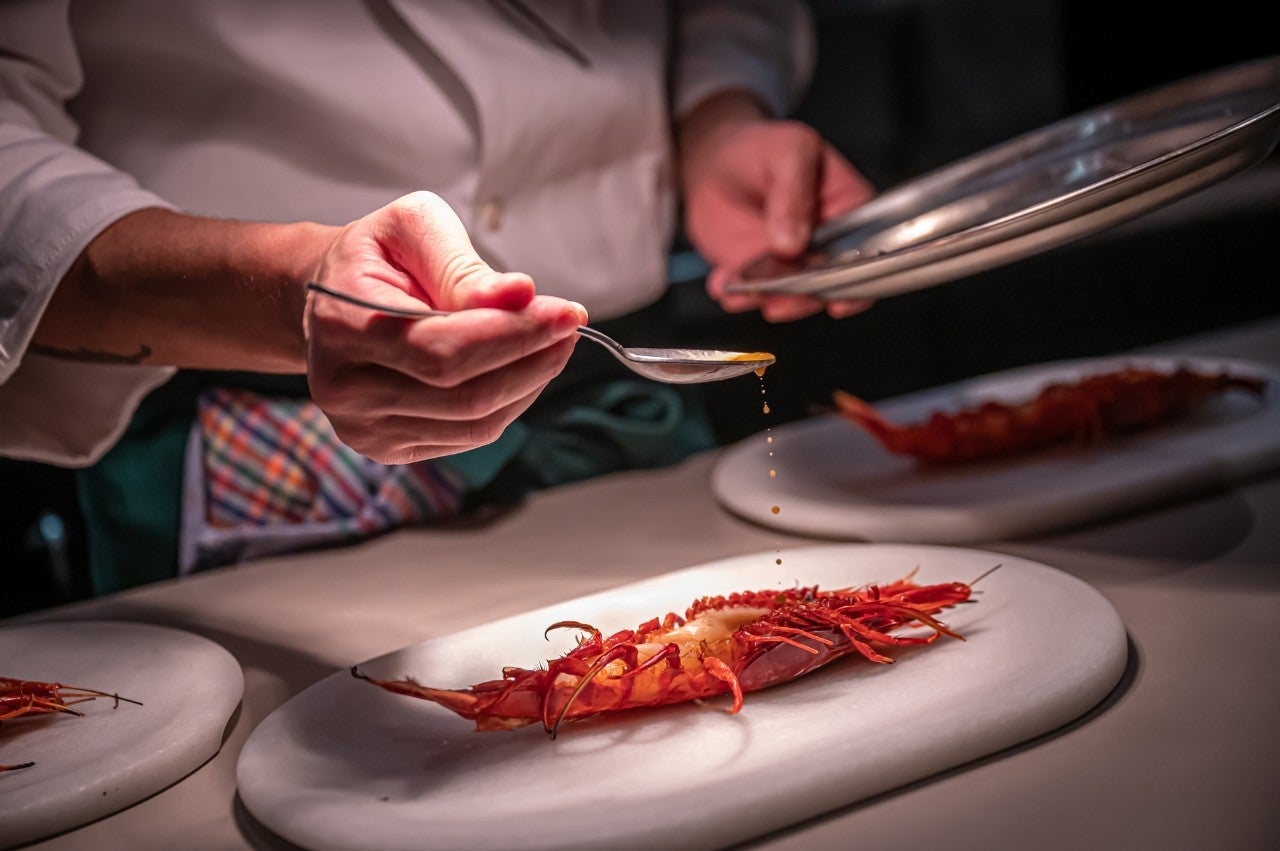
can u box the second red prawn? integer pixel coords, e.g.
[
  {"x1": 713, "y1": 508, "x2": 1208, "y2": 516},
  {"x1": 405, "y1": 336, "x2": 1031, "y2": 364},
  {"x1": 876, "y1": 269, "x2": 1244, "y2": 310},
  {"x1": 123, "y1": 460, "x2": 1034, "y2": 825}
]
[{"x1": 834, "y1": 364, "x2": 1267, "y2": 465}]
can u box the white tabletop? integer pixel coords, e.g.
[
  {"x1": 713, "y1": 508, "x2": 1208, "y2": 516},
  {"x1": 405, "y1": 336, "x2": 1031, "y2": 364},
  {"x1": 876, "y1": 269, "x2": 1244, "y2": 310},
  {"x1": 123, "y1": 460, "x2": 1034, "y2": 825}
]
[{"x1": 8, "y1": 316, "x2": 1280, "y2": 851}]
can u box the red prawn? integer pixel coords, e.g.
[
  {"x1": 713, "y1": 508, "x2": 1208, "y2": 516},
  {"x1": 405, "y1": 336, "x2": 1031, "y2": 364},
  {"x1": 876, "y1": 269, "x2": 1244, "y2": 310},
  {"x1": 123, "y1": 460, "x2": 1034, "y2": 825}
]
[
  {"x1": 834, "y1": 365, "x2": 1267, "y2": 465},
  {"x1": 354, "y1": 570, "x2": 986, "y2": 737},
  {"x1": 1, "y1": 677, "x2": 142, "y2": 772}
]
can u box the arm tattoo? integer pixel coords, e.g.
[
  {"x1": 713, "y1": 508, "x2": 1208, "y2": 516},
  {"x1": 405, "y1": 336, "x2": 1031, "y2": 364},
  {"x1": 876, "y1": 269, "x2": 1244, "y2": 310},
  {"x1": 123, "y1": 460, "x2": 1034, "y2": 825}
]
[{"x1": 28, "y1": 342, "x2": 152, "y2": 365}]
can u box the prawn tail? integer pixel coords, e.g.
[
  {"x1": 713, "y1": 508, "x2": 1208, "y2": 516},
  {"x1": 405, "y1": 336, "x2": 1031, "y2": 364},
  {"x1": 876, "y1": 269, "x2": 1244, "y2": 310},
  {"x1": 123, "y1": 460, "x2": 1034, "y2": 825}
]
[
  {"x1": 832, "y1": 390, "x2": 908, "y2": 449},
  {"x1": 352, "y1": 666, "x2": 487, "y2": 725}
]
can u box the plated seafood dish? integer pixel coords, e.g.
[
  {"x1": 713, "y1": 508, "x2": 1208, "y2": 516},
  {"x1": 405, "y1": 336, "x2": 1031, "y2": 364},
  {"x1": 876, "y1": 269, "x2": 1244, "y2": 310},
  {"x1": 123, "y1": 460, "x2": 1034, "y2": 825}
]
[
  {"x1": 355, "y1": 570, "x2": 987, "y2": 736},
  {"x1": 710, "y1": 355, "x2": 1280, "y2": 543}
]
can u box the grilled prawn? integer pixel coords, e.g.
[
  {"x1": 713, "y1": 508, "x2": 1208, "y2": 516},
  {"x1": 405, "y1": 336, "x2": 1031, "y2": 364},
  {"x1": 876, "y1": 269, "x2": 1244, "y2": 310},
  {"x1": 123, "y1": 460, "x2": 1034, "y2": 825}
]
[
  {"x1": 834, "y1": 365, "x2": 1267, "y2": 465},
  {"x1": 355, "y1": 571, "x2": 982, "y2": 737}
]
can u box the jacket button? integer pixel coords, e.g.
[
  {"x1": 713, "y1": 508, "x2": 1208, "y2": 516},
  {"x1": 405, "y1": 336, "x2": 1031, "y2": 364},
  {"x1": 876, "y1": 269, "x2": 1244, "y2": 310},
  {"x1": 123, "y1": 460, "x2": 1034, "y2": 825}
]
[{"x1": 480, "y1": 198, "x2": 504, "y2": 231}]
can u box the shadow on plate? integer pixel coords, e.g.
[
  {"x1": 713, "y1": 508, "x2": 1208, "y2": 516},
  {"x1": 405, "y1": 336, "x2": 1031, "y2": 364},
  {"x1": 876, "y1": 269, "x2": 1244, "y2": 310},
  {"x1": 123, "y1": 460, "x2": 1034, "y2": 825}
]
[
  {"x1": 999, "y1": 474, "x2": 1264, "y2": 586},
  {"x1": 235, "y1": 795, "x2": 310, "y2": 851}
]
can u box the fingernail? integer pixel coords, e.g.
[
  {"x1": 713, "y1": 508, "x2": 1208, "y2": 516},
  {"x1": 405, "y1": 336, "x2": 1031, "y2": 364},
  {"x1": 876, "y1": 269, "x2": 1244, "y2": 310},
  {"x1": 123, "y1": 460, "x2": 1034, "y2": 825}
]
[{"x1": 556, "y1": 305, "x2": 584, "y2": 333}]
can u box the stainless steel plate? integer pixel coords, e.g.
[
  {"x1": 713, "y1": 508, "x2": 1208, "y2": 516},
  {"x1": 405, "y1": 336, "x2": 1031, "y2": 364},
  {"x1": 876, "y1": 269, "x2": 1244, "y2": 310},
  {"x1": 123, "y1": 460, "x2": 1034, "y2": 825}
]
[{"x1": 729, "y1": 56, "x2": 1280, "y2": 301}]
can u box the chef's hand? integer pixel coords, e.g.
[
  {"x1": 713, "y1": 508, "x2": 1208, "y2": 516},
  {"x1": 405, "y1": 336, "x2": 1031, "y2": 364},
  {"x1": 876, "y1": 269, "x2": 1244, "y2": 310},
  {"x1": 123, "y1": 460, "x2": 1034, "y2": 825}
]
[
  {"x1": 306, "y1": 191, "x2": 586, "y2": 465},
  {"x1": 678, "y1": 91, "x2": 876, "y2": 322}
]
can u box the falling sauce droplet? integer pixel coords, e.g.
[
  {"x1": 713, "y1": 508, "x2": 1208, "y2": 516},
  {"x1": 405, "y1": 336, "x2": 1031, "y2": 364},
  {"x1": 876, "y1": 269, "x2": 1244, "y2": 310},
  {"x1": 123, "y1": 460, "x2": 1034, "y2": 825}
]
[{"x1": 758, "y1": 370, "x2": 784, "y2": 571}]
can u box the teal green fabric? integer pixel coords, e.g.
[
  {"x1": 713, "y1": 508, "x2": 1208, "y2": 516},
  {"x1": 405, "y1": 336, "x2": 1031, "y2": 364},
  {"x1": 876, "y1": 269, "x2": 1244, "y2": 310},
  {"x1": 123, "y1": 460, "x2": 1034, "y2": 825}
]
[
  {"x1": 76, "y1": 371, "x2": 307, "y2": 594},
  {"x1": 509, "y1": 380, "x2": 711, "y2": 487},
  {"x1": 76, "y1": 389, "x2": 188, "y2": 595},
  {"x1": 447, "y1": 378, "x2": 715, "y2": 507}
]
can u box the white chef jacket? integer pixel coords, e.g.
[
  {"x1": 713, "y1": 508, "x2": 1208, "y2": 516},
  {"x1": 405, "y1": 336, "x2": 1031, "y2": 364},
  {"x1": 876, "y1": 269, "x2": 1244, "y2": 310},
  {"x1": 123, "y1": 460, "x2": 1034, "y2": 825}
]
[{"x1": 0, "y1": 0, "x2": 813, "y2": 467}]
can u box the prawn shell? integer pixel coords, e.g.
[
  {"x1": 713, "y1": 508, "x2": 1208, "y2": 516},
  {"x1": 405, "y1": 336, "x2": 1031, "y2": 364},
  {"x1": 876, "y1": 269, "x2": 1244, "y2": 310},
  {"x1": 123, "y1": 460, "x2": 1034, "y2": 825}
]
[{"x1": 355, "y1": 576, "x2": 975, "y2": 734}]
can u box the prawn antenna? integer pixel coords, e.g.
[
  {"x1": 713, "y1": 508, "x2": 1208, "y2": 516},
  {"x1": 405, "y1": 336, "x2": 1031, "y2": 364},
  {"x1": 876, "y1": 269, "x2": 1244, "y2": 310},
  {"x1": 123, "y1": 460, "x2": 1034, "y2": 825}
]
[{"x1": 969, "y1": 564, "x2": 1002, "y2": 586}]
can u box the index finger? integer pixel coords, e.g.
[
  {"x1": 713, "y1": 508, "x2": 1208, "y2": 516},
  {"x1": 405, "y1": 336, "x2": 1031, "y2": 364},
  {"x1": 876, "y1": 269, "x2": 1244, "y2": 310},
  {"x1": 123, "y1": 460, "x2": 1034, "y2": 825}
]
[{"x1": 391, "y1": 297, "x2": 583, "y2": 387}]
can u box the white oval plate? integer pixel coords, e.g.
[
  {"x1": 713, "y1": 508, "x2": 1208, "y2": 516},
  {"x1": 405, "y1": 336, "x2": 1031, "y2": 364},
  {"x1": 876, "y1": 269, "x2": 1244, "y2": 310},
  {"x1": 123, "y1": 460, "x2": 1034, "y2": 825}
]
[{"x1": 237, "y1": 543, "x2": 1125, "y2": 851}]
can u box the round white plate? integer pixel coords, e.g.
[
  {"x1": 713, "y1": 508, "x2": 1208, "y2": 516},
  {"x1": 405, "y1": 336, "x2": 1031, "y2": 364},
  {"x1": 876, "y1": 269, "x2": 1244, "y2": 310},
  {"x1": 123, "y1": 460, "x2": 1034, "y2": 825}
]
[
  {"x1": 0, "y1": 620, "x2": 243, "y2": 847},
  {"x1": 238, "y1": 544, "x2": 1126, "y2": 851},
  {"x1": 712, "y1": 355, "x2": 1279, "y2": 543}
]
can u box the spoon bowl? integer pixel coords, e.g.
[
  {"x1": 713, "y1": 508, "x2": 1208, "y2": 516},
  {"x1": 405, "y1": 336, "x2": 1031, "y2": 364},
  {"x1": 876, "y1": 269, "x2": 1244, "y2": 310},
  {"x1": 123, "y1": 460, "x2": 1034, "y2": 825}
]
[{"x1": 307, "y1": 282, "x2": 774, "y2": 384}]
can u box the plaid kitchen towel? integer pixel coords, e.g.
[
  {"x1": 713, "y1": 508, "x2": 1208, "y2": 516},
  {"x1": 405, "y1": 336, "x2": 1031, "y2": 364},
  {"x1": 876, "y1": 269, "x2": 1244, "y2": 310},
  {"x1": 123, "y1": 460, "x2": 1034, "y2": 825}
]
[
  {"x1": 178, "y1": 379, "x2": 713, "y2": 574},
  {"x1": 177, "y1": 387, "x2": 517, "y2": 574}
]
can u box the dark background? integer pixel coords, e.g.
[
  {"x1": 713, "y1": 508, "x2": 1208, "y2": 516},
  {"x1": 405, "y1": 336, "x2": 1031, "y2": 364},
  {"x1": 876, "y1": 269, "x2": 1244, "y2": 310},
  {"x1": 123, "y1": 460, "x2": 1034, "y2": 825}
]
[{"x1": 3, "y1": 0, "x2": 1277, "y2": 617}]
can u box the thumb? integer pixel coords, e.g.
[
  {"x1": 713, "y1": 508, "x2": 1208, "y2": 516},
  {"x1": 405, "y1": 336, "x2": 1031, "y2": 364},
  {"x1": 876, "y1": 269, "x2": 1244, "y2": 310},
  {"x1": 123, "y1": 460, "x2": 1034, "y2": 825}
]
[
  {"x1": 818, "y1": 146, "x2": 876, "y2": 221},
  {"x1": 378, "y1": 191, "x2": 535, "y2": 312},
  {"x1": 764, "y1": 135, "x2": 821, "y2": 258}
]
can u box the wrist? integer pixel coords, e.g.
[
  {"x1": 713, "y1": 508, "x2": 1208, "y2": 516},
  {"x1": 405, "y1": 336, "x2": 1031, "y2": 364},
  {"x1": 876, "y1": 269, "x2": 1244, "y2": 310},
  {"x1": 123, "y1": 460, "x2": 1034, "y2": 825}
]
[
  {"x1": 242, "y1": 219, "x2": 340, "y2": 371},
  {"x1": 677, "y1": 89, "x2": 769, "y2": 151}
]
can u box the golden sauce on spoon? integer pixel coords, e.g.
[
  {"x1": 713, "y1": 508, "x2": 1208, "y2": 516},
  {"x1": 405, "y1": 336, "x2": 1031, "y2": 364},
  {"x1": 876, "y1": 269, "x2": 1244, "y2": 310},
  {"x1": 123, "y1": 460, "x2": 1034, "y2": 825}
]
[{"x1": 728, "y1": 351, "x2": 774, "y2": 365}]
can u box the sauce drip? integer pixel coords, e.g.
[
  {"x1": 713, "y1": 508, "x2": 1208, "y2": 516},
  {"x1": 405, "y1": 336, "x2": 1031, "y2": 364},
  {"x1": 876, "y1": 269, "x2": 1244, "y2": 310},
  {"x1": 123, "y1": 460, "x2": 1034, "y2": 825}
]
[
  {"x1": 756, "y1": 370, "x2": 782, "y2": 569},
  {"x1": 727, "y1": 351, "x2": 774, "y2": 379}
]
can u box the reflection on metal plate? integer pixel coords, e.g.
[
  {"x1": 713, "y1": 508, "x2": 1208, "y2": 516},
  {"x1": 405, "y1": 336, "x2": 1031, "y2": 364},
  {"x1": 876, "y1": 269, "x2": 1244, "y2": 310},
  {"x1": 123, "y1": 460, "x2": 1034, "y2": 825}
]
[{"x1": 730, "y1": 56, "x2": 1280, "y2": 300}]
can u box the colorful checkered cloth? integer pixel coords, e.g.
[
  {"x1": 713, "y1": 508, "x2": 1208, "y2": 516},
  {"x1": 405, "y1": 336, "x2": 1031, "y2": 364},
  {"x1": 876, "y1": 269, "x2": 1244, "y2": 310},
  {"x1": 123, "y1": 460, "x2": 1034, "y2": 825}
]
[
  {"x1": 200, "y1": 387, "x2": 466, "y2": 529},
  {"x1": 178, "y1": 379, "x2": 715, "y2": 574},
  {"x1": 179, "y1": 387, "x2": 468, "y2": 573}
]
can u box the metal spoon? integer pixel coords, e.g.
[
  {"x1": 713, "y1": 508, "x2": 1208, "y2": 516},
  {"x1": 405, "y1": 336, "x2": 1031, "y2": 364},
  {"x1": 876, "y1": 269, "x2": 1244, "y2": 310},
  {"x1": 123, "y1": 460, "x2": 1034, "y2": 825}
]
[{"x1": 306, "y1": 282, "x2": 774, "y2": 384}]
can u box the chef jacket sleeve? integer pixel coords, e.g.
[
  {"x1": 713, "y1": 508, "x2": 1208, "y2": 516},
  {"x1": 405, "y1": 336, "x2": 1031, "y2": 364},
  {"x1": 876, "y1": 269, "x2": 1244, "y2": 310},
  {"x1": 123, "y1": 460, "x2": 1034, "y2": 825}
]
[
  {"x1": 670, "y1": 0, "x2": 816, "y2": 120},
  {"x1": 0, "y1": 0, "x2": 177, "y2": 467}
]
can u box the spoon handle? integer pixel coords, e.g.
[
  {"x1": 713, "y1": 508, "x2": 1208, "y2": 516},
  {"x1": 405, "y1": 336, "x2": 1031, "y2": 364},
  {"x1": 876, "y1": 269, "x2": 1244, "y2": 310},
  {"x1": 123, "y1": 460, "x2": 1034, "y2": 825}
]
[
  {"x1": 573, "y1": 323, "x2": 626, "y2": 356},
  {"x1": 307, "y1": 282, "x2": 600, "y2": 334},
  {"x1": 306, "y1": 282, "x2": 447, "y2": 319}
]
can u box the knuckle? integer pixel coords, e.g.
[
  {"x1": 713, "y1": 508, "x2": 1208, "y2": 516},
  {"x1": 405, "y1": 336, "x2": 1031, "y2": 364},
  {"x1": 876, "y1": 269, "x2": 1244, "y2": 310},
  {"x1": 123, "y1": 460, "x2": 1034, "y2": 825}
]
[
  {"x1": 439, "y1": 249, "x2": 489, "y2": 287},
  {"x1": 467, "y1": 412, "x2": 507, "y2": 448},
  {"x1": 453, "y1": 381, "x2": 499, "y2": 420},
  {"x1": 778, "y1": 119, "x2": 819, "y2": 145},
  {"x1": 394, "y1": 190, "x2": 442, "y2": 215},
  {"x1": 769, "y1": 122, "x2": 822, "y2": 168},
  {"x1": 416, "y1": 338, "x2": 466, "y2": 384},
  {"x1": 359, "y1": 381, "x2": 401, "y2": 417},
  {"x1": 310, "y1": 380, "x2": 355, "y2": 415},
  {"x1": 327, "y1": 418, "x2": 378, "y2": 459},
  {"x1": 440, "y1": 371, "x2": 509, "y2": 422},
  {"x1": 384, "y1": 190, "x2": 445, "y2": 238}
]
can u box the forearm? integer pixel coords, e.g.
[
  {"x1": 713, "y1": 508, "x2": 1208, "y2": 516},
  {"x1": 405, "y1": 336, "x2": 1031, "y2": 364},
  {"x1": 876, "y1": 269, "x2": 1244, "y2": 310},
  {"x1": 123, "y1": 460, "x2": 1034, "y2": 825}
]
[{"x1": 31, "y1": 208, "x2": 339, "y2": 373}]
